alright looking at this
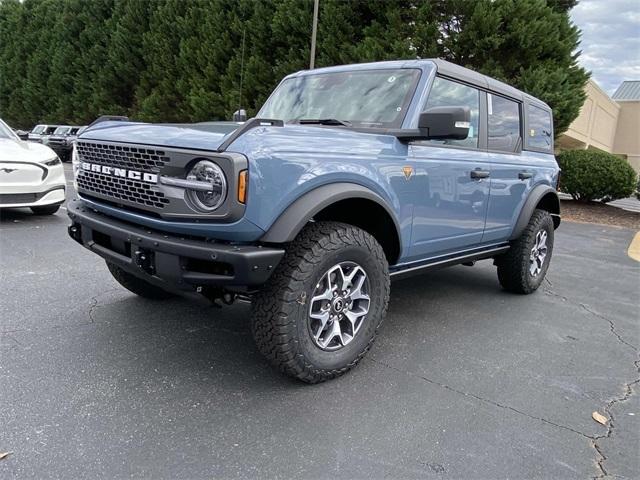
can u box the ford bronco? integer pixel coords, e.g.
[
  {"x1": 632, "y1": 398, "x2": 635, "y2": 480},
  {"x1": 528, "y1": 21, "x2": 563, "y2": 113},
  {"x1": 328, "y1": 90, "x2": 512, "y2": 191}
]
[{"x1": 67, "y1": 59, "x2": 560, "y2": 383}]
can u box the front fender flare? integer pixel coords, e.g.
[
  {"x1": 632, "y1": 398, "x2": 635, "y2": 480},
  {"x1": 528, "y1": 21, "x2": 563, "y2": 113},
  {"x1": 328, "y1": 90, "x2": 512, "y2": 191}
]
[
  {"x1": 260, "y1": 182, "x2": 401, "y2": 244},
  {"x1": 510, "y1": 185, "x2": 560, "y2": 240}
]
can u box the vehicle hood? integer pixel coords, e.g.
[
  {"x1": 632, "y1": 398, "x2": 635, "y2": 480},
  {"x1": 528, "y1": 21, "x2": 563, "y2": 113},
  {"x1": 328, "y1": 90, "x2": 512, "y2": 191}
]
[
  {"x1": 0, "y1": 138, "x2": 57, "y2": 163},
  {"x1": 80, "y1": 121, "x2": 240, "y2": 151},
  {"x1": 78, "y1": 120, "x2": 401, "y2": 157}
]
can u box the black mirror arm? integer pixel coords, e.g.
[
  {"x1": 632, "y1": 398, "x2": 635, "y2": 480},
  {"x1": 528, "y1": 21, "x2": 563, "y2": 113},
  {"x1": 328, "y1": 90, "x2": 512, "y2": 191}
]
[{"x1": 389, "y1": 129, "x2": 428, "y2": 142}]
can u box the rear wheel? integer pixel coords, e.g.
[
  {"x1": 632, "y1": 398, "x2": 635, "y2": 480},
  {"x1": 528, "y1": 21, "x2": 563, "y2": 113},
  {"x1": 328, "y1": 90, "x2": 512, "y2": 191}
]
[
  {"x1": 30, "y1": 204, "x2": 60, "y2": 215},
  {"x1": 251, "y1": 221, "x2": 390, "y2": 383},
  {"x1": 496, "y1": 209, "x2": 554, "y2": 294},
  {"x1": 106, "y1": 262, "x2": 175, "y2": 300}
]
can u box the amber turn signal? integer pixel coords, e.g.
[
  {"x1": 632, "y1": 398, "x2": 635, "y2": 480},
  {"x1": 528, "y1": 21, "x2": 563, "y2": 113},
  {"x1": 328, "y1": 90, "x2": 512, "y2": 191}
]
[{"x1": 238, "y1": 170, "x2": 247, "y2": 204}]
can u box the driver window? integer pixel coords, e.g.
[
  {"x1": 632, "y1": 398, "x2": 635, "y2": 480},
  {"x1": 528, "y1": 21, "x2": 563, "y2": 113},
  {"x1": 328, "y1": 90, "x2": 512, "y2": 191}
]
[{"x1": 424, "y1": 77, "x2": 479, "y2": 148}]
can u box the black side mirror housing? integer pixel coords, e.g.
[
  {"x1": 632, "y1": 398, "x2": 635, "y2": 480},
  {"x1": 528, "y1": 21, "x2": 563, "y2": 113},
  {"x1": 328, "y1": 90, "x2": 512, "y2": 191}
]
[{"x1": 418, "y1": 106, "x2": 471, "y2": 140}]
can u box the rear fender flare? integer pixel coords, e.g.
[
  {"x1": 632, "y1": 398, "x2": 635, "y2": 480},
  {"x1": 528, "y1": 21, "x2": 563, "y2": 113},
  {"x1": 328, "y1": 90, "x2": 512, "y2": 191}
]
[{"x1": 510, "y1": 185, "x2": 560, "y2": 240}]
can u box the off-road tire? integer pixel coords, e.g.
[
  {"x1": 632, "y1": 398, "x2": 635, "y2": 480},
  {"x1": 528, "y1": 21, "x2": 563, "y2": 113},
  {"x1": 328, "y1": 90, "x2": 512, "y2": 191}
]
[
  {"x1": 30, "y1": 204, "x2": 60, "y2": 215},
  {"x1": 251, "y1": 221, "x2": 390, "y2": 383},
  {"x1": 106, "y1": 261, "x2": 175, "y2": 300},
  {"x1": 496, "y1": 209, "x2": 554, "y2": 294}
]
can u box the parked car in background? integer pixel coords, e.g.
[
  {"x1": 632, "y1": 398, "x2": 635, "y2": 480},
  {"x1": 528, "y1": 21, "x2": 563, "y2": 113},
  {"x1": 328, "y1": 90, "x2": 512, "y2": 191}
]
[
  {"x1": 48, "y1": 125, "x2": 85, "y2": 161},
  {"x1": 68, "y1": 59, "x2": 560, "y2": 382},
  {"x1": 0, "y1": 118, "x2": 65, "y2": 215},
  {"x1": 28, "y1": 124, "x2": 58, "y2": 143},
  {"x1": 12, "y1": 128, "x2": 29, "y2": 140},
  {"x1": 40, "y1": 125, "x2": 60, "y2": 146}
]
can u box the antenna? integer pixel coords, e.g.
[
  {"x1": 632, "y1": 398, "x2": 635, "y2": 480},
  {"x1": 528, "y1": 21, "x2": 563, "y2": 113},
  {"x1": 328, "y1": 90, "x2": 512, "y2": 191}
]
[{"x1": 238, "y1": 28, "x2": 246, "y2": 112}]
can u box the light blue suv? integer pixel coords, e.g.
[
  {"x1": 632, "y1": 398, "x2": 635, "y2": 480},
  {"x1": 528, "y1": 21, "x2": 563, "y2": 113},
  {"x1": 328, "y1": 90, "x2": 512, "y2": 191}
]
[{"x1": 68, "y1": 59, "x2": 560, "y2": 382}]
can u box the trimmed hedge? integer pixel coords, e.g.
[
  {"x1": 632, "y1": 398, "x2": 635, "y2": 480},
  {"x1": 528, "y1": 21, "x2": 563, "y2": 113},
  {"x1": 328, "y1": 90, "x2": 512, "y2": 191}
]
[{"x1": 556, "y1": 149, "x2": 638, "y2": 203}]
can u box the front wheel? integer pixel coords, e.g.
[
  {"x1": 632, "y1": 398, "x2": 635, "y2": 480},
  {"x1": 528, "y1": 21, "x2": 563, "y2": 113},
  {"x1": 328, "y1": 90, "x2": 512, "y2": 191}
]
[
  {"x1": 496, "y1": 209, "x2": 554, "y2": 294},
  {"x1": 251, "y1": 222, "x2": 390, "y2": 383}
]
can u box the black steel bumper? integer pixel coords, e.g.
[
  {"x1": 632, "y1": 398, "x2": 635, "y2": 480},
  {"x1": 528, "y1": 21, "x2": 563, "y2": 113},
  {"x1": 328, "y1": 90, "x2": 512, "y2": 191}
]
[{"x1": 67, "y1": 201, "x2": 284, "y2": 292}]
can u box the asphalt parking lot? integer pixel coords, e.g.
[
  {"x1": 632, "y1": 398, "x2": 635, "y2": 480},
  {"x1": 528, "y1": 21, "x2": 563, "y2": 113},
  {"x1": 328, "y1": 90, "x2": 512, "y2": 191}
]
[{"x1": 1, "y1": 164, "x2": 638, "y2": 479}]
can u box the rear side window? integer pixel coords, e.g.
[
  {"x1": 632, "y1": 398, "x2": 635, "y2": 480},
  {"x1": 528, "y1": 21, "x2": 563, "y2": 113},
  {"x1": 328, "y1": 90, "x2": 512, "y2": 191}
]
[
  {"x1": 424, "y1": 77, "x2": 480, "y2": 148},
  {"x1": 488, "y1": 94, "x2": 521, "y2": 153},
  {"x1": 527, "y1": 105, "x2": 553, "y2": 151}
]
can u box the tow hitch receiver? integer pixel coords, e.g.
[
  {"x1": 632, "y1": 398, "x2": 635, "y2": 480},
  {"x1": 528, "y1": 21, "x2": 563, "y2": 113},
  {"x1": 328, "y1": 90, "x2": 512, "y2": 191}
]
[{"x1": 134, "y1": 249, "x2": 155, "y2": 275}]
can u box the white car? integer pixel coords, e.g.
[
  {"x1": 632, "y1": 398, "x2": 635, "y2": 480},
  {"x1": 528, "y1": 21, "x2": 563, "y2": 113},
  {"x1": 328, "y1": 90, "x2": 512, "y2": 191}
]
[{"x1": 0, "y1": 119, "x2": 66, "y2": 215}]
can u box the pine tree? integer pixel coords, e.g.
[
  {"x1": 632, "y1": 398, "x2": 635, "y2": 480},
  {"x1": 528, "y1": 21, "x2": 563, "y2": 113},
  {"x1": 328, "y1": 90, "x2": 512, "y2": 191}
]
[
  {"x1": 417, "y1": 0, "x2": 588, "y2": 136},
  {"x1": 135, "y1": 0, "x2": 190, "y2": 122}
]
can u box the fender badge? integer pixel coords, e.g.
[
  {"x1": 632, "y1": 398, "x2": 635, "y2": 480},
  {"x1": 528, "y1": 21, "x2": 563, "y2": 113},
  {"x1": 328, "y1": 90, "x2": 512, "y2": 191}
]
[{"x1": 403, "y1": 166, "x2": 413, "y2": 180}]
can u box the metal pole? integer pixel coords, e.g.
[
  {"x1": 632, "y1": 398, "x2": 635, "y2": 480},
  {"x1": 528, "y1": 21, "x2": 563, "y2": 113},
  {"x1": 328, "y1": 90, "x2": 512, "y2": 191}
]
[{"x1": 310, "y1": 0, "x2": 319, "y2": 69}]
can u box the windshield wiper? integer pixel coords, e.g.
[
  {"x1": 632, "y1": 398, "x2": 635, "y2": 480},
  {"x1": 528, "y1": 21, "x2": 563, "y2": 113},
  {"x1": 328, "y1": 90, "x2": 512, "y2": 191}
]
[{"x1": 296, "y1": 118, "x2": 352, "y2": 127}]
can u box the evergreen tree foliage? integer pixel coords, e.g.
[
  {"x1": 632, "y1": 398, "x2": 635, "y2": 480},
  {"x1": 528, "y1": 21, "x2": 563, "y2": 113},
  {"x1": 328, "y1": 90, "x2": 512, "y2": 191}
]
[{"x1": 0, "y1": 0, "x2": 589, "y2": 136}]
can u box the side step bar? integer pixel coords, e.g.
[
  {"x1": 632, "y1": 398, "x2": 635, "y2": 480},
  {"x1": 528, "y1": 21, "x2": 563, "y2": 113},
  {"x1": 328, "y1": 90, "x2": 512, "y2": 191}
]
[{"x1": 390, "y1": 244, "x2": 509, "y2": 281}]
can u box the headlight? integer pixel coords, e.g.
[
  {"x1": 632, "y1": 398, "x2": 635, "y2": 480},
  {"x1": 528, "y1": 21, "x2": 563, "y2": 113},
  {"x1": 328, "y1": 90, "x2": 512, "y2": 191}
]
[
  {"x1": 44, "y1": 156, "x2": 61, "y2": 166},
  {"x1": 185, "y1": 160, "x2": 227, "y2": 212}
]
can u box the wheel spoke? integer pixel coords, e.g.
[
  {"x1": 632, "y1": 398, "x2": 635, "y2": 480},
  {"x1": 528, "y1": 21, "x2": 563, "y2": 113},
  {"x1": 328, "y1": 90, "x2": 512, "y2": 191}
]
[
  {"x1": 311, "y1": 284, "x2": 333, "y2": 305},
  {"x1": 345, "y1": 307, "x2": 367, "y2": 326},
  {"x1": 328, "y1": 265, "x2": 347, "y2": 292},
  {"x1": 349, "y1": 273, "x2": 370, "y2": 302},
  {"x1": 319, "y1": 321, "x2": 342, "y2": 348},
  {"x1": 310, "y1": 311, "x2": 329, "y2": 338}
]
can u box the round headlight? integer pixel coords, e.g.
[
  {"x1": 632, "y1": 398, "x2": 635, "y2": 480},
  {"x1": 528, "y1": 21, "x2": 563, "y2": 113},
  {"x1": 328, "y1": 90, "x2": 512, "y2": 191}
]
[{"x1": 186, "y1": 160, "x2": 227, "y2": 212}]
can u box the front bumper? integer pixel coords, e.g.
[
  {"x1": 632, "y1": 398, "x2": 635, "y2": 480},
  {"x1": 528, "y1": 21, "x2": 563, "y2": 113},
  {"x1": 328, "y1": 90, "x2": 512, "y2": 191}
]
[
  {"x1": 0, "y1": 162, "x2": 66, "y2": 208},
  {"x1": 67, "y1": 200, "x2": 284, "y2": 291}
]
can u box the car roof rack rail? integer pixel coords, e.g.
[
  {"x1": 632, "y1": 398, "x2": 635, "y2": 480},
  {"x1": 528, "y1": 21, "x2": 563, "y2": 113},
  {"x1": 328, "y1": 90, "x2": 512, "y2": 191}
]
[
  {"x1": 216, "y1": 118, "x2": 284, "y2": 152},
  {"x1": 87, "y1": 115, "x2": 130, "y2": 128}
]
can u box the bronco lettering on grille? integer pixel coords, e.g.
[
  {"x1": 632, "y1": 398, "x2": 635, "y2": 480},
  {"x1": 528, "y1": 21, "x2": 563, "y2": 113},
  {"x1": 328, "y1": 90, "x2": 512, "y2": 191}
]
[{"x1": 81, "y1": 162, "x2": 158, "y2": 183}]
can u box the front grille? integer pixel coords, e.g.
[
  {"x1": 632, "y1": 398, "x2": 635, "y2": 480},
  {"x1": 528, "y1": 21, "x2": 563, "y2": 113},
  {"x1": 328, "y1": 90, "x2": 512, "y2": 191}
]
[
  {"x1": 76, "y1": 141, "x2": 171, "y2": 210},
  {"x1": 77, "y1": 171, "x2": 170, "y2": 209},
  {"x1": 76, "y1": 141, "x2": 169, "y2": 173}
]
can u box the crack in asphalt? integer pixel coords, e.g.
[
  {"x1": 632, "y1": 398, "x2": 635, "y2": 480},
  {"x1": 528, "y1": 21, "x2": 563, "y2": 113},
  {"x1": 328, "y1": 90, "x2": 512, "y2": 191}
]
[
  {"x1": 591, "y1": 362, "x2": 640, "y2": 480},
  {"x1": 579, "y1": 303, "x2": 638, "y2": 352},
  {"x1": 369, "y1": 357, "x2": 593, "y2": 439}
]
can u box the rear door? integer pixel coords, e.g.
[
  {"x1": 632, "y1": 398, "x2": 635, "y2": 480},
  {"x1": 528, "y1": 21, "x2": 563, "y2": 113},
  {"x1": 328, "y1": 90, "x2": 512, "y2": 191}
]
[
  {"x1": 407, "y1": 76, "x2": 490, "y2": 259},
  {"x1": 482, "y1": 93, "x2": 531, "y2": 242}
]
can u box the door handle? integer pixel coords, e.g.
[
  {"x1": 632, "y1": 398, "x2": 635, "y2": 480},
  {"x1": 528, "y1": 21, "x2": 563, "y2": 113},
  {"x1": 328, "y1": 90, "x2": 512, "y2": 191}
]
[
  {"x1": 518, "y1": 171, "x2": 533, "y2": 180},
  {"x1": 470, "y1": 169, "x2": 490, "y2": 180}
]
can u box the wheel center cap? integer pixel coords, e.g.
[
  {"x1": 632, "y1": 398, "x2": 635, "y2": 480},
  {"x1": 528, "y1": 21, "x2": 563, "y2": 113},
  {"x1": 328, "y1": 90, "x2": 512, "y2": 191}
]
[{"x1": 332, "y1": 297, "x2": 345, "y2": 313}]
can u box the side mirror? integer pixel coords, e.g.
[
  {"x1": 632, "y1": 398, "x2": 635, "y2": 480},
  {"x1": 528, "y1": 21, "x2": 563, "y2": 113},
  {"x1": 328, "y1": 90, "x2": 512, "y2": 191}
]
[
  {"x1": 233, "y1": 109, "x2": 247, "y2": 122},
  {"x1": 418, "y1": 106, "x2": 470, "y2": 140}
]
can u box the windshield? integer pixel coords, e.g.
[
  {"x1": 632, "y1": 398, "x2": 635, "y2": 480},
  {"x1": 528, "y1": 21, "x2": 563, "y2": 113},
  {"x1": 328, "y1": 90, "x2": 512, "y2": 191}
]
[
  {"x1": 0, "y1": 119, "x2": 19, "y2": 140},
  {"x1": 54, "y1": 126, "x2": 72, "y2": 135},
  {"x1": 32, "y1": 125, "x2": 45, "y2": 134},
  {"x1": 259, "y1": 69, "x2": 421, "y2": 129}
]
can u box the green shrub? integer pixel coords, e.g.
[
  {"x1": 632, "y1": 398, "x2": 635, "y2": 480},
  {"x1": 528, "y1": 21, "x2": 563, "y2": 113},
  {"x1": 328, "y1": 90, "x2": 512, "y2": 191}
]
[{"x1": 556, "y1": 149, "x2": 638, "y2": 203}]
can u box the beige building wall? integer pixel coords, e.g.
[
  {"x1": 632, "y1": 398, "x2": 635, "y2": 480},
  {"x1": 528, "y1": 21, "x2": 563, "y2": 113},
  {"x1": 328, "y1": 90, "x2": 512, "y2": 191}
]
[
  {"x1": 556, "y1": 80, "x2": 620, "y2": 152},
  {"x1": 613, "y1": 101, "x2": 640, "y2": 173}
]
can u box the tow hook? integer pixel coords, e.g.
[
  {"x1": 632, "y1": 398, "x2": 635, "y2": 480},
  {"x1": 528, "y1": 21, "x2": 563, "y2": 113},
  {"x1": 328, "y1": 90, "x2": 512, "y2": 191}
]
[{"x1": 134, "y1": 249, "x2": 155, "y2": 275}]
